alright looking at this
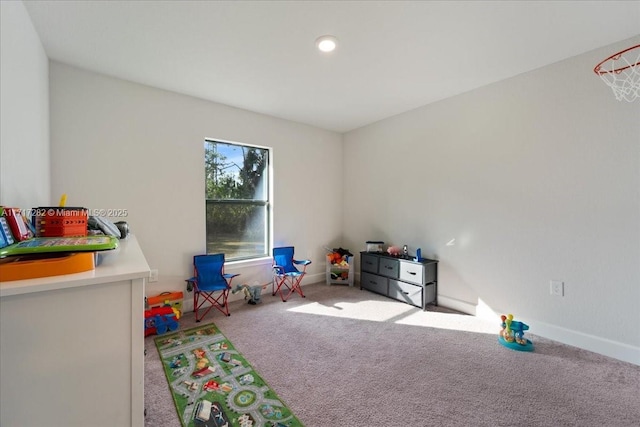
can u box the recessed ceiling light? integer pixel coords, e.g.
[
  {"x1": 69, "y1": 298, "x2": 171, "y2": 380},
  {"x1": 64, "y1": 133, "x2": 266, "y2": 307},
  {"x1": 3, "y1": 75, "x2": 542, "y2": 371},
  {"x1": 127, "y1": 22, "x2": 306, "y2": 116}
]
[{"x1": 316, "y1": 35, "x2": 337, "y2": 53}]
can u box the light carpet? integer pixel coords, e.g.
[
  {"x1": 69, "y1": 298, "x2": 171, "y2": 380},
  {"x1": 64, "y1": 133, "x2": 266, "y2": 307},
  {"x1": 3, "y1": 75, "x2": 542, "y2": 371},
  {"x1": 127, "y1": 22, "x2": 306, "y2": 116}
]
[{"x1": 145, "y1": 283, "x2": 640, "y2": 427}]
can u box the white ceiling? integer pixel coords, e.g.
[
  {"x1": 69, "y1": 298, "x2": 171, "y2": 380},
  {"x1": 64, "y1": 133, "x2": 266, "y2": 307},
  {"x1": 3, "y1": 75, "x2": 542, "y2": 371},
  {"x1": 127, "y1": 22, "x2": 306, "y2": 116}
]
[{"x1": 23, "y1": 1, "x2": 640, "y2": 133}]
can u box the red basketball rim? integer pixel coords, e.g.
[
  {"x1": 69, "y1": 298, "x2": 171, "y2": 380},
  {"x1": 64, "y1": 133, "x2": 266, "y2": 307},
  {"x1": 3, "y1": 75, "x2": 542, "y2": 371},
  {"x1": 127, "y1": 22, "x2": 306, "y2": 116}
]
[{"x1": 593, "y1": 44, "x2": 640, "y2": 75}]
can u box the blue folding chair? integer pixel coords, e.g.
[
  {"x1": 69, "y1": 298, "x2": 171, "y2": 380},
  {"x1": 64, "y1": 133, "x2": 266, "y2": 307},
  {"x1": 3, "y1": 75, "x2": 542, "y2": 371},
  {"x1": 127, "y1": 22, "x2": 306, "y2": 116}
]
[
  {"x1": 186, "y1": 254, "x2": 239, "y2": 322},
  {"x1": 272, "y1": 246, "x2": 311, "y2": 302}
]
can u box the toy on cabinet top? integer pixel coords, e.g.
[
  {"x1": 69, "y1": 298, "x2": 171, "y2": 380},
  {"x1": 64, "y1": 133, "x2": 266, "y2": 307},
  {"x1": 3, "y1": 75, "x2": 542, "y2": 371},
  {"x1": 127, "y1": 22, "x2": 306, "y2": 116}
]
[
  {"x1": 498, "y1": 314, "x2": 534, "y2": 352},
  {"x1": 387, "y1": 246, "x2": 402, "y2": 256},
  {"x1": 366, "y1": 241, "x2": 384, "y2": 252}
]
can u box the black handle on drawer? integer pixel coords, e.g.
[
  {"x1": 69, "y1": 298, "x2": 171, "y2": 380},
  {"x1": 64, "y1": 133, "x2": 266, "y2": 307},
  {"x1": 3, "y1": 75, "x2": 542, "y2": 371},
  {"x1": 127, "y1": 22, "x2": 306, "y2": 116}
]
[
  {"x1": 407, "y1": 271, "x2": 417, "y2": 275},
  {"x1": 402, "y1": 291, "x2": 409, "y2": 295}
]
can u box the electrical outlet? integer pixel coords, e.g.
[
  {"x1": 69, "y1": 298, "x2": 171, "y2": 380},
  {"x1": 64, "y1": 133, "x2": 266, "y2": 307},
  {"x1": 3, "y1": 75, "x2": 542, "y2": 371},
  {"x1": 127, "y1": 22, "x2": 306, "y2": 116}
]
[
  {"x1": 149, "y1": 269, "x2": 159, "y2": 283},
  {"x1": 550, "y1": 280, "x2": 564, "y2": 296}
]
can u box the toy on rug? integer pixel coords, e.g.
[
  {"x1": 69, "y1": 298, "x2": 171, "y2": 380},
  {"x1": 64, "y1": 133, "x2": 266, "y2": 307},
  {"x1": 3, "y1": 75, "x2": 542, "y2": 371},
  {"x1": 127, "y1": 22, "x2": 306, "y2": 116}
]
[
  {"x1": 232, "y1": 283, "x2": 268, "y2": 305},
  {"x1": 144, "y1": 305, "x2": 180, "y2": 336},
  {"x1": 498, "y1": 313, "x2": 534, "y2": 352}
]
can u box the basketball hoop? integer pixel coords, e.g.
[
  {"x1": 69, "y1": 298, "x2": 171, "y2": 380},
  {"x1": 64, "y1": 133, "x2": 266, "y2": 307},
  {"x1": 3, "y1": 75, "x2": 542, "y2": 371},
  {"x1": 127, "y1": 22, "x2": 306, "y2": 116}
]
[{"x1": 593, "y1": 44, "x2": 640, "y2": 102}]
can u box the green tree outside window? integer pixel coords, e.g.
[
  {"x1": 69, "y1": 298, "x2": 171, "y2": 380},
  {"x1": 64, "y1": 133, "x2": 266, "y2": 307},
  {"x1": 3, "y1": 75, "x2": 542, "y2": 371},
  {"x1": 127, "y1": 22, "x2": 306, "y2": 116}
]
[{"x1": 205, "y1": 140, "x2": 270, "y2": 260}]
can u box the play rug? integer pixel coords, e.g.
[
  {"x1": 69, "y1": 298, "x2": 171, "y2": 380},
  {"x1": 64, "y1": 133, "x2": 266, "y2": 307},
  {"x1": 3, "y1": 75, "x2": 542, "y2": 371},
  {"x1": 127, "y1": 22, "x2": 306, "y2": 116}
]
[{"x1": 154, "y1": 323, "x2": 304, "y2": 427}]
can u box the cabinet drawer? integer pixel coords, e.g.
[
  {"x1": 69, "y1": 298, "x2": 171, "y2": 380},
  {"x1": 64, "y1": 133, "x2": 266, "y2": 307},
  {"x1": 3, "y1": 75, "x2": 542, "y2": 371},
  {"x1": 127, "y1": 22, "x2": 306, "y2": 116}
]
[
  {"x1": 361, "y1": 272, "x2": 388, "y2": 295},
  {"x1": 361, "y1": 254, "x2": 379, "y2": 273},
  {"x1": 389, "y1": 279, "x2": 422, "y2": 308},
  {"x1": 399, "y1": 260, "x2": 424, "y2": 285},
  {"x1": 378, "y1": 257, "x2": 399, "y2": 279}
]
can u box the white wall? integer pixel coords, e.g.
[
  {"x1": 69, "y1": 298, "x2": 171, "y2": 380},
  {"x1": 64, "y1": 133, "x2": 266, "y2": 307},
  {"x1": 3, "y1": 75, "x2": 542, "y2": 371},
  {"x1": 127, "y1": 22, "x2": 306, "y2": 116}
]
[
  {"x1": 6, "y1": 1, "x2": 638, "y2": 364},
  {"x1": 343, "y1": 36, "x2": 640, "y2": 364},
  {"x1": 49, "y1": 63, "x2": 344, "y2": 306},
  {"x1": 0, "y1": 1, "x2": 50, "y2": 207}
]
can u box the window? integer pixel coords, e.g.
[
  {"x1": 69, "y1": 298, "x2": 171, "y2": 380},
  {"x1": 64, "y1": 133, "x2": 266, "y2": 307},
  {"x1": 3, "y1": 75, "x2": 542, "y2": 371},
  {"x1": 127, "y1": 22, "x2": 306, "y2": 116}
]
[{"x1": 204, "y1": 140, "x2": 270, "y2": 261}]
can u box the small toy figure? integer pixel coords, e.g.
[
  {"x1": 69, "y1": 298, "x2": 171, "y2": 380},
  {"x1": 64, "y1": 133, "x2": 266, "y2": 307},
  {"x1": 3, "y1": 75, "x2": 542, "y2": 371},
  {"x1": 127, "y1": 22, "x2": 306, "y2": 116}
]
[
  {"x1": 499, "y1": 313, "x2": 534, "y2": 352},
  {"x1": 232, "y1": 283, "x2": 268, "y2": 305}
]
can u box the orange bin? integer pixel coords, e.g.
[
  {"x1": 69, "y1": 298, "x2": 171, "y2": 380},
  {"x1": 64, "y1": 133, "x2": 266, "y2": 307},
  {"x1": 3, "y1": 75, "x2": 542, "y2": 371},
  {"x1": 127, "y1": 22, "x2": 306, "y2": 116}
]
[
  {"x1": 35, "y1": 207, "x2": 88, "y2": 237},
  {"x1": 0, "y1": 252, "x2": 95, "y2": 281},
  {"x1": 147, "y1": 291, "x2": 184, "y2": 314}
]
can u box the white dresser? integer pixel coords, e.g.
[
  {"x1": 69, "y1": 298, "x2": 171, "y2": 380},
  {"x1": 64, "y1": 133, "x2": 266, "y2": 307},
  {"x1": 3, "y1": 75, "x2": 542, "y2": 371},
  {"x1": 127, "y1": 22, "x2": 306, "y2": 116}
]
[{"x1": 0, "y1": 236, "x2": 149, "y2": 427}]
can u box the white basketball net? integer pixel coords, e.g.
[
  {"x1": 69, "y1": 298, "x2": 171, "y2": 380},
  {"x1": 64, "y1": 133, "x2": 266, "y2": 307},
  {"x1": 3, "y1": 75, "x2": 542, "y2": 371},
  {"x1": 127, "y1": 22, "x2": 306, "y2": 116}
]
[{"x1": 594, "y1": 45, "x2": 640, "y2": 102}]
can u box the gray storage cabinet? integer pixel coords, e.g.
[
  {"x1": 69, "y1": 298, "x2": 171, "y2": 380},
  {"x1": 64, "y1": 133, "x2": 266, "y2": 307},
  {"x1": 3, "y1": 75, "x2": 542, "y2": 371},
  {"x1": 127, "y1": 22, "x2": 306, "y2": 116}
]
[{"x1": 359, "y1": 251, "x2": 438, "y2": 310}]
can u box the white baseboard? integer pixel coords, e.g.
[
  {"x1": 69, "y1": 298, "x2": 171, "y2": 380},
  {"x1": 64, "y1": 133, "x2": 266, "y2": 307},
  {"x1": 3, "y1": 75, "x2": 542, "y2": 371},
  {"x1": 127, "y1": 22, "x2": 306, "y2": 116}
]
[
  {"x1": 436, "y1": 295, "x2": 478, "y2": 315},
  {"x1": 525, "y1": 319, "x2": 640, "y2": 366},
  {"x1": 303, "y1": 272, "x2": 325, "y2": 285}
]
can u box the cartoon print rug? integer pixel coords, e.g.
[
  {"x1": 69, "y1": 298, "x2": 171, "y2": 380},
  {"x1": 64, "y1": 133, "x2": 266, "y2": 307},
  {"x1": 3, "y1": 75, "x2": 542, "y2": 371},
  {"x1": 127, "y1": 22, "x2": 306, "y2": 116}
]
[{"x1": 155, "y1": 323, "x2": 303, "y2": 427}]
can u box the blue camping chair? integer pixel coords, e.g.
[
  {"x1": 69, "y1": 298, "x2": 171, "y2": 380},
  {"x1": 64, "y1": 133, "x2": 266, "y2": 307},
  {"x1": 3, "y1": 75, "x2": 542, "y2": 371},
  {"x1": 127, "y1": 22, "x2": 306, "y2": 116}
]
[
  {"x1": 186, "y1": 254, "x2": 239, "y2": 322},
  {"x1": 272, "y1": 246, "x2": 311, "y2": 302}
]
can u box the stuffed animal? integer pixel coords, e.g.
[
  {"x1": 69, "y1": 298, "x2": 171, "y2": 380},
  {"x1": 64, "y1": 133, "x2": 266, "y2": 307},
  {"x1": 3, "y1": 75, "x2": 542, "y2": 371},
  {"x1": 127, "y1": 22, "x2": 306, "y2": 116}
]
[
  {"x1": 232, "y1": 283, "x2": 267, "y2": 305},
  {"x1": 387, "y1": 246, "x2": 402, "y2": 256}
]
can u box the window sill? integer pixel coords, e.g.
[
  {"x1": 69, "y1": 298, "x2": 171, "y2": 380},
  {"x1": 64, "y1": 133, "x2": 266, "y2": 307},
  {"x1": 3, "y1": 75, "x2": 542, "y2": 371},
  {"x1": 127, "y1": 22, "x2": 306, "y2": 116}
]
[{"x1": 227, "y1": 256, "x2": 272, "y2": 269}]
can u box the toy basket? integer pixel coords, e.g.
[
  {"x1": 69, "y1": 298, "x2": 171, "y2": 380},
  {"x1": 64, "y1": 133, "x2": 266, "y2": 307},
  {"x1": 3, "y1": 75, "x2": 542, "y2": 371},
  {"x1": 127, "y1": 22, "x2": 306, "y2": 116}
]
[
  {"x1": 35, "y1": 207, "x2": 88, "y2": 237},
  {"x1": 326, "y1": 254, "x2": 354, "y2": 286},
  {"x1": 147, "y1": 291, "x2": 184, "y2": 314}
]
